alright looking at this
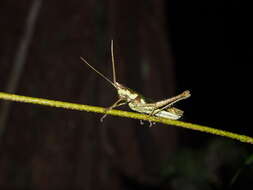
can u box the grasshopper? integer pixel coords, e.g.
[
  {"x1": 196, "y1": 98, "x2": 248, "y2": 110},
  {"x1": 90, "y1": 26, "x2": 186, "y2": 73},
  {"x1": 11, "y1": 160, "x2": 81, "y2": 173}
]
[{"x1": 80, "y1": 40, "x2": 191, "y2": 125}]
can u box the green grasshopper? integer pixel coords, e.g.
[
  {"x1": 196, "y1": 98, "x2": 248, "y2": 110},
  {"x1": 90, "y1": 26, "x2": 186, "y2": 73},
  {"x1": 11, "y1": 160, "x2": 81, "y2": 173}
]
[{"x1": 80, "y1": 40, "x2": 191, "y2": 125}]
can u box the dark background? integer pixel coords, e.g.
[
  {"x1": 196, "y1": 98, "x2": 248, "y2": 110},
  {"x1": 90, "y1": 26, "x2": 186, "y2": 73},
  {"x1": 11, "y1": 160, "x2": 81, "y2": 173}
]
[{"x1": 0, "y1": 0, "x2": 252, "y2": 189}]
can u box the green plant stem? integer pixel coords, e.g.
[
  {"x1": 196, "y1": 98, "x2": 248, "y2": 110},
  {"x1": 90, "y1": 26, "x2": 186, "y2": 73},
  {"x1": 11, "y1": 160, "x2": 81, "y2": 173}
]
[{"x1": 0, "y1": 91, "x2": 252, "y2": 144}]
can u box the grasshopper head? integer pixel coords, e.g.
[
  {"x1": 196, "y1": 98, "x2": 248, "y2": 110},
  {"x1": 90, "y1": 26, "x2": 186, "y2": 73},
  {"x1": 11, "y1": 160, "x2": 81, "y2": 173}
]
[{"x1": 115, "y1": 82, "x2": 138, "y2": 101}]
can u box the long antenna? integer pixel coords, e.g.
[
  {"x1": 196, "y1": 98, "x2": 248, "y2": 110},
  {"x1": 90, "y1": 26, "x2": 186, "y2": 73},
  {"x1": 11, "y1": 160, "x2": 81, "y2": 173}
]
[
  {"x1": 80, "y1": 57, "x2": 117, "y2": 89},
  {"x1": 111, "y1": 40, "x2": 117, "y2": 83}
]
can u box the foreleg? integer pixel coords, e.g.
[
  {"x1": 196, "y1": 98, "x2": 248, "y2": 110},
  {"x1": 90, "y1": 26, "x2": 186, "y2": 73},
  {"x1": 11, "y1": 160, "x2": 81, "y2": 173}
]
[{"x1": 100, "y1": 98, "x2": 127, "y2": 122}]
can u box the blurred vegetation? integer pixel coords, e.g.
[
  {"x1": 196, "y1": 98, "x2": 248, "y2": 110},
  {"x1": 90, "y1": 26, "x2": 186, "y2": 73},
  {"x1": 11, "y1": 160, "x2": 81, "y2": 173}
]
[{"x1": 161, "y1": 139, "x2": 253, "y2": 189}]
